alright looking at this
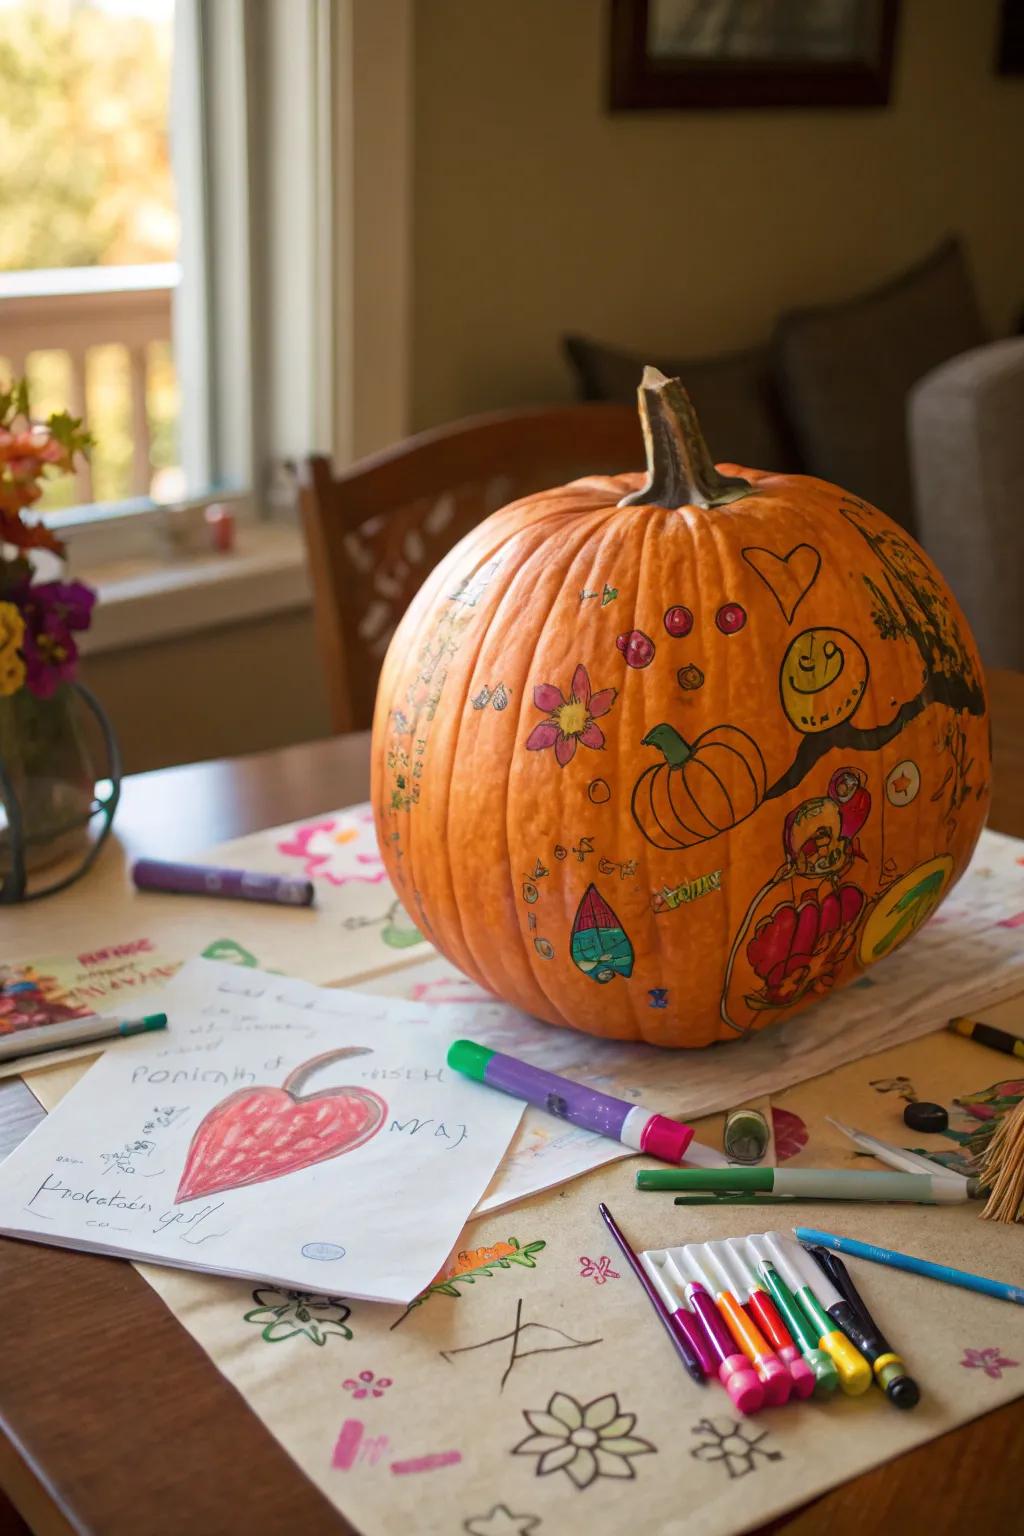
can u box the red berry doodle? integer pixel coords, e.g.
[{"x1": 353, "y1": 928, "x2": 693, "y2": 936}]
[
  {"x1": 715, "y1": 603, "x2": 747, "y2": 634},
  {"x1": 175, "y1": 1050, "x2": 387, "y2": 1203},
  {"x1": 664, "y1": 605, "x2": 694, "y2": 638},
  {"x1": 616, "y1": 629, "x2": 655, "y2": 668}
]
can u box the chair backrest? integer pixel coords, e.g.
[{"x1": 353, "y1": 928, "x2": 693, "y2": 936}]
[{"x1": 299, "y1": 402, "x2": 643, "y2": 731}]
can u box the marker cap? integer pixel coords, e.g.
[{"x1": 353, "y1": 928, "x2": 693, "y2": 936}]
[
  {"x1": 876, "y1": 1356, "x2": 920, "y2": 1409},
  {"x1": 640, "y1": 1113, "x2": 694, "y2": 1163},
  {"x1": 447, "y1": 1039, "x2": 495, "y2": 1082},
  {"x1": 822, "y1": 1329, "x2": 873, "y2": 1395},
  {"x1": 805, "y1": 1348, "x2": 840, "y2": 1397},
  {"x1": 721, "y1": 1359, "x2": 765, "y2": 1416},
  {"x1": 758, "y1": 1354, "x2": 792, "y2": 1407}
]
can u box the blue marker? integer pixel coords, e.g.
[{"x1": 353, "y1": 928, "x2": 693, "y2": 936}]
[{"x1": 794, "y1": 1228, "x2": 1024, "y2": 1307}]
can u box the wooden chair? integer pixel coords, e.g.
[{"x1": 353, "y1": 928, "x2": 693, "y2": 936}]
[{"x1": 299, "y1": 402, "x2": 643, "y2": 731}]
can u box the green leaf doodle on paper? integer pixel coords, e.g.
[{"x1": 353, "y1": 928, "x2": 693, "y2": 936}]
[
  {"x1": 243, "y1": 1287, "x2": 354, "y2": 1345},
  {"x1": 390, "y1": 1237, "x2": 547, "y2": 1330}
]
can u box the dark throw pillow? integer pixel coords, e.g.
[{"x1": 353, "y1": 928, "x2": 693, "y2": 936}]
[{"x1": 773, "y1": 237, "x2": 986, "y2": 531}]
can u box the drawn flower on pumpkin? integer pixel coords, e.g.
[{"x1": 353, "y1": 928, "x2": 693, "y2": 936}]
[
  {"x1": 243, "y1": 1287, "x2": 353, "y2": 1345},
  {"x1": 525, "y1": 665, "x2": 617, "y2": 767},
  {"x1": 512, "y1": 1391, "x2": 654, "y2": 1489},
  {"x1": 960, "y1": 1346, "x2": 1019, "y2": 1379}
]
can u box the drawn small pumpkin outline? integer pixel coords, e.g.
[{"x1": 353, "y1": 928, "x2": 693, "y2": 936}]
[{"x1": 631, "y1": 722, "x2": 767, "y2": 850}]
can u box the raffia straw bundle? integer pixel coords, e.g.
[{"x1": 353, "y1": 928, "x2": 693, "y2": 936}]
[{"x1": 978, "y1": 1099, "x2": 1024, "y2": 1223}]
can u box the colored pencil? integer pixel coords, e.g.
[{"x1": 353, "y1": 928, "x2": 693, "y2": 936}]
[
  {"x1": 598, "y1": 1203, "x2": 705, "y2": 1384},
  {"x1": 794, "y1": 1228, "x2": 1024, "y2": 1306}
]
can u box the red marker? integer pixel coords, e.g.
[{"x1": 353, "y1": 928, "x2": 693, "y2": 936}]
[
  {"x1": 683, "y1": 1243, "x2": 792, "y2": 1406},
  {"x1": 717, "y1": 1239, "x2": 816, "y2": 1399}
]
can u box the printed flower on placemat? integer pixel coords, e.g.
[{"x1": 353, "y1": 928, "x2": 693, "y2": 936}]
[
  {"x1": 525, "y1": 665, "x2": 617, "y2": 768},
  {"x1": 277, "y1": 814, "x2": 386, "y2": 886},
  {"x1": 243, "y1": 1287, "x2": 353, "y2": 1345},
  {"x1": 960, "y1": 1346, "x2": 1019, "y2": 1380},
  {"x1": 342, "y1": 1369, "x2": 392, "y2": 1399},
  {"x1": 513, "y1": 1391, "x2": 654, "y2": 1489}
]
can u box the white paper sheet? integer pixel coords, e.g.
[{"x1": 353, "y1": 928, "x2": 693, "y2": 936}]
[
  {"x1": 0, "y1": 960, "x2": 523, "y2": 1303},
  {"x1": 359, "y1": 825, "x2": 1024, "y2": 1212}
]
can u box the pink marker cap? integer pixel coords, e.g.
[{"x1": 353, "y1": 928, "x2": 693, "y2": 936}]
[
  {"x1": 639, "y1": 1114, "x2": 694, "y2": 1164},
  {"x1": 781, "y1": 1348, "x2": 817, "y2": 1399},
  {"x1": 758, "y1": 1354, "x2": 792, "y2": 1407},
  {"x1": 720, "y1": 1357, "x2": 765, "y2": 1416}
]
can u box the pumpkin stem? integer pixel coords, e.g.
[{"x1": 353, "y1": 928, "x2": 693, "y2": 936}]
[
  {"x1": 618, "y1": 366, "x2": 755, "y2": 510},
  {"x1": 641, "y1": 722, "x2": 692, "y2": 767}
]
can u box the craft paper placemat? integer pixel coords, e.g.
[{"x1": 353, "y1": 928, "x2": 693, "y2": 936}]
[
  {"x1": 0, "y1": 960, "x2": 523, "y2": 1304},
  {"x1": 23, "y1": 1024, "x2": 1024, "y2": 1536}
]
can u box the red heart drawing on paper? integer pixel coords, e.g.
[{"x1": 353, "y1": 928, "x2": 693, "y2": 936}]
[{"x1": 175, "y1": 1049, "x2": 387, "y2": 1203}]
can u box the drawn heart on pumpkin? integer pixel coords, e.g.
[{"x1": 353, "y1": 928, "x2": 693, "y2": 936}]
[
  {"x1": 175, "y1": 1048, "x2": 387, "y2": 1203},
  {"x1": 742, "y1": 544, "x2": 822, "y2": 624}
]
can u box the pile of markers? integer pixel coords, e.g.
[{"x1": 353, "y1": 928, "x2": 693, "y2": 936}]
[{"x1": 602, "y1": 1207, "x2": 918, "y2": 1416}]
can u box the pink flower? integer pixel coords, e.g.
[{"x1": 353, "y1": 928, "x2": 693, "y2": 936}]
[
  {"x1": 960, "y1": 1347, "x2": 1019, "y2": 1379},
  {"x1": 525, "y1": 664, "x2": 617, "y2": 768}
]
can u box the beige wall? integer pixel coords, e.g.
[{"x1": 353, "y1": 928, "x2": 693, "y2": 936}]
[
  {"x1": 411, "y1": 0, "x2": 1024, "y2": 429},
  {"x1": 80, "y1": 609, "x2": 330, "y2": 774}
]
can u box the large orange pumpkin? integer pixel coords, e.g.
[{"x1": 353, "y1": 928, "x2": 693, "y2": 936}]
[{"x1": 371, "y1": 369, "x2": 990, "y2": 1047}]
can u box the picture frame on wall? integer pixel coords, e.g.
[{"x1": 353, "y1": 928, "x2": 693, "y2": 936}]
[{"x1": 609, "y1": 0, "x2": 900, "y2": 111}]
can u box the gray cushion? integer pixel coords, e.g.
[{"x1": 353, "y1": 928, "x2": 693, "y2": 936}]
[
  {"x1": 774, "y1": 238, "x2": 986, "y2": 530},
  {"x1": 563, "y1": 334, "x2": 795, "y2": 473}
]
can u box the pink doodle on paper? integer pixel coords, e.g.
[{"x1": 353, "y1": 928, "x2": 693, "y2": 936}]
[
  {"x1": 343, "y1": 1369, "x2": 393, "y2": 1399},
  {"x1": 579, "y1": 1255, "x2": 620, "y2": 1284},
  {"x1": 331, "y1": 1420, "x2": 391, "y2": 1469},
  {"x1": 998, "y1": 911, "x2": 1024, "y2": 929},
  {"x1": 410, "y1": 976, "x2": 495, "y2": 1005},
  {"x1": 960, "y1": 1347, "x2": 1019, "y2": 1379},
  {"x1": 277, "y1": 812, "x2": 387, "y2": 886},
  {"x1": 390, "y1": 1451, "x2": 462, "y2": 1475}
]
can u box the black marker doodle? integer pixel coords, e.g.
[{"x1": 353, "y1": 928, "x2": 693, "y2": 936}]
[
  {"x1": 439, "y1": 1298, "x2": 601, "y2": 1392},
  {"x1": 689, "y1": 1416, "x2": 783, "y2": 1479},
  {"x1": 513, "y1": 1390, "x2": 654, "y2": 1489}
]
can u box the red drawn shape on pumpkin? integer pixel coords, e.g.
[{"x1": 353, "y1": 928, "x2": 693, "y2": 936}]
[
  {"x1": 715, "y1": 603, "x2": 747, "y2": 634},
  {"x1": 616, "y1": 629, "x2": 655, "y2": 668},
  {"x1": 746, "y1": 884, "x2": 865, "y2": 1009},
  {"x1": 175, "y1": 1049, "x2": 387, "y2": 1203},
  {"x1": 663, "y1": 605, "x2": 694, "y2": 638}
]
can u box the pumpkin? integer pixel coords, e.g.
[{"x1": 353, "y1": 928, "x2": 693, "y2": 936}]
[{"x1": 371, "y1": 367, "x2": 989, "y2": 1047}]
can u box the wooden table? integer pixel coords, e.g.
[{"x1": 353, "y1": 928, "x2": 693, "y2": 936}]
[{"x1": 3, "y1": 674, "x2": 1024, "y2": 1536}]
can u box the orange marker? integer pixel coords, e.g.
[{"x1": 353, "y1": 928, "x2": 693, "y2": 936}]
[{"x1": 681, "y1": 1244, "x2": 792, "y2": 1406}]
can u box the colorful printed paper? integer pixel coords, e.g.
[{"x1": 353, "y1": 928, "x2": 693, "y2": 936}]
[{"x1": 0, "y1": 960, "x2": 522, "y2": 1303}]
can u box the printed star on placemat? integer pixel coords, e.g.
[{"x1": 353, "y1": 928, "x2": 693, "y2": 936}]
[{"x1": 463, "y1": 1505, "x2": 540, "y2": 1536}]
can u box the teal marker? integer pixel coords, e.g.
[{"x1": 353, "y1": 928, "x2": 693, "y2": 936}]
[
  {"x1": 744, "y1": 1237, "x2": 838, "y2": 1397},
  {"x1": 0, "y1": 1010, "x2": 168, "y2": 1064}
]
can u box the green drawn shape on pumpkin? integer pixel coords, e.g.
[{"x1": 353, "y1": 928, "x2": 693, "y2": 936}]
[
  {"x1": 243, "y1": 1286, "x2": 354, "y2": 1345},
  {"x1": 202, "y1": 938, "x2": 261, "y2": 967},
  {"x1": 570, "y1": 884, "x2": 634, "y2": 983},
  {"x1": 390, "y1": 1238, "x2": 546, "y2": 1330}
]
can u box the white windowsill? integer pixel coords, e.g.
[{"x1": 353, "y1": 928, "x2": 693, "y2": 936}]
[{"x1": 76, "y1": 523, "x2": 312, "y2": 655}]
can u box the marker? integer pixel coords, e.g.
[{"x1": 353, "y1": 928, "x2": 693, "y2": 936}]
[
  {"x1": 826, "y1": 1117, "x2": 976, "y2": 1192},
  {"x1": 715, "y1": 1239, "x2": 815, "y2": 1398},
  {"x1": 949, "y1": 1015, "x2": 1024, "y2": 1060},
  {"x1": 651, "y1": 1251, "x2": 764, "y2": 1415},
  {"x1": 639, "y1": 1251, "x2": 717, "y2": 1378},
  {"x1": 450, "y1": 1041, "x2": 693, "y2": 1163},
  {"x1": 598, "y1": 1204, "x2": 705, "y2": 1385},
  {"x1": 680, "y1": 1244, "x2": 791, "y2": 1406},
  {"x1": 0, "y1": 1011, "x2": 168, "y2": 1063},
  {"x1": 794, "y1": 1227, "x2": 1024, "y2": 1307},
  {"x1": 803, "y1": 1243, "x2": 920, "y2": 1409},
  {"x1": 132, "y1": 858, "x2": 315, "y2": 907},
  {"x1": 762, "y1": 1232, "x2": 872, "y2": 1395},
  {"x1": 745, "y1": 1237, "x2": 839, "y2": 1397},
  {"x1": 637, "y1": 1166, "x2": 970, "y2": 1204}
]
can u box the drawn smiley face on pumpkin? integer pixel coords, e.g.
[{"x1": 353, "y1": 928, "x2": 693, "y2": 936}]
[{"x1": 779, "y1": 628, "x2": 869, "y2": 734}]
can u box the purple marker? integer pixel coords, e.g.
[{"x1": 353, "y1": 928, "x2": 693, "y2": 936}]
[
  {"x1": 132, "y1": 857, "x2": 314, "y2": 908},
  {"x1": 446, "y1": 1038, "x2": 693, "y2": 1163}
]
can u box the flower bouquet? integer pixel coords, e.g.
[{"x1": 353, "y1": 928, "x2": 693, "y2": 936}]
[{"x1": 0, "y1": 379, "x2": 120, "y2": 899}]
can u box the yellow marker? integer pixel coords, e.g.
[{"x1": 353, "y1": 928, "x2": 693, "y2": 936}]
[{"x1": 763, "y1": 1232, "x2": 872, "y2": 1395}]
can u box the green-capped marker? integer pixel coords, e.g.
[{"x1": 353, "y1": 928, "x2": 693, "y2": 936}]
[
  {"x1": 447, "y1": 1039, "x2": 495, "y2": 1081},
  {"x1": 120, "y1": 1012, "x2": 168, "y2": 1037},
  {"x1": 756, "y1": 1259, "x2": 839, "y2": 1397}
]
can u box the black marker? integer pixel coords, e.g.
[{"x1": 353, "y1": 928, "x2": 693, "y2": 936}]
[{"x1": 803, "y1": 1242, "x2": 920, "y2": 1409}]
